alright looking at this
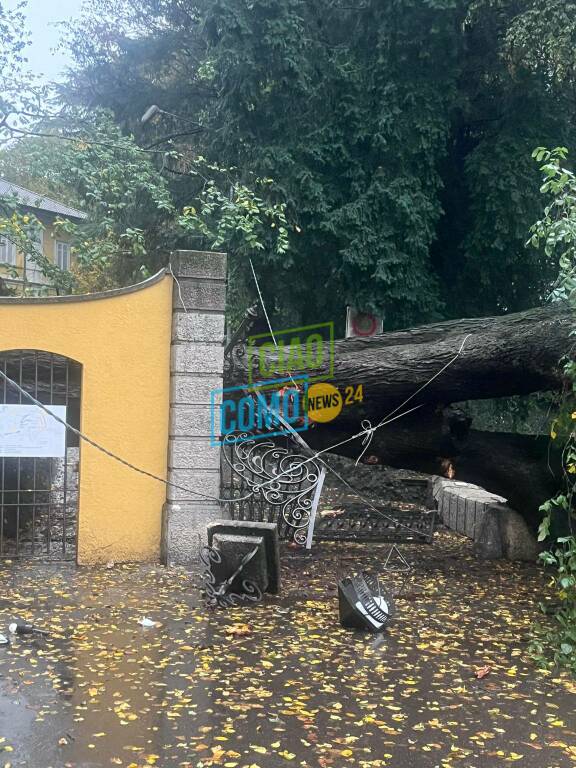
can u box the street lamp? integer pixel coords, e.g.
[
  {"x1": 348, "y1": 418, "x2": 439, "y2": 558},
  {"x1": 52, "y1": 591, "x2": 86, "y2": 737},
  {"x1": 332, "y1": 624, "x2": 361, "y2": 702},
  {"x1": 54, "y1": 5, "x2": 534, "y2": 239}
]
[
  {"x1": 141, "y1": 105, "x2": 200, "y2": 126},
  {"x1": 140, "y1": 105, "x2": 204, "y2": 148}
]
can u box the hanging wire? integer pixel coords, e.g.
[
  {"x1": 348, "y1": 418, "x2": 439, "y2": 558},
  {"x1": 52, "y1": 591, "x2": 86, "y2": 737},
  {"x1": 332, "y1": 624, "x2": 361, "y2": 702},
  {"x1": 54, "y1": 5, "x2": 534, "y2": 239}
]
[
  {"x1": 249, "y1": 258, "x2": 299, "y2": 388},
  {"x1": 168, "y1": 263, "x2": 188, "y2": 314},
  {"x1": 0, "y1": 265, "x2": 472, "y2": 535},
  {"x1": 247, "y1": 260, "x2": 473, "y2": 537},
  {"x1": 0, "y1": 365, "x2": 425, "y2": 513}
]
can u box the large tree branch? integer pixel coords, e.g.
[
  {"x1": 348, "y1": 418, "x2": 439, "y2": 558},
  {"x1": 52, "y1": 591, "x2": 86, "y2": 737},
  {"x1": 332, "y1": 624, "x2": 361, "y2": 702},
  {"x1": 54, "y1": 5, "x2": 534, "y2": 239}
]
[
  {"x1": 225, "y1": 303, "x2": 572, "y2": 526},
  {"x1": 228, "y1": 304, "x2": 573, "y2": 419}
]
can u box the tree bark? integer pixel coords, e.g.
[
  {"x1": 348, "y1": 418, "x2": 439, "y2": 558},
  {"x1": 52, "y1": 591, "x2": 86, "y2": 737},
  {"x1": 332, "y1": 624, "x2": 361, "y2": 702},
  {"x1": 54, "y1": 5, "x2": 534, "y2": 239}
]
[
  {"x1": 228, "y1": 304, "x2": 573, "y2": 417},
  {"x1": 225, "y1": 303, "x2": 572, "y2": 526}
]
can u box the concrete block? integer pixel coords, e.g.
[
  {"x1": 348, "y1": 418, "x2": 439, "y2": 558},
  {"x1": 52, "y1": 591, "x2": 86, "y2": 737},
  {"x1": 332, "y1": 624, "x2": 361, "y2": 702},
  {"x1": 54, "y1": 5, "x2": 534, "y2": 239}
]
[
  {"x1": 434, "y1": 477, "x2": 506, "y2": 531},
  {"x1": 432, "y1": 476, "x2": 537, "y2": 561},
  {"x1": 167, "y1": 468, "x2": 221, "y2": 501},
  {"x1": 172, "y1": 312, "x2": 225, "y2": 343},
  {"x1": 170, "y1": 404, "x2": 214, "y2": 437},
  {"x1": 207, "y1": 520, "x2": 280, "y2": 593},
  {"x1": 211, "y1": 533, "x2": 269, "y2": 593},
  {"x1": 170, "y1": 438, "x2": 221, "y2": 470},
  {"x1": 172, "y1": 343, "x2": 224, "y2": 375},
  {"x1": 162, "y1": 501, "x2": 227, "y2": 567},
  {"x1": 171, "y1": 374, "x2": 223, "y2": 405},
  {"x1": 171, "y1": 250, "x2": 227, "y2": 280},
  {"x1": 474, "y1": 506, "x2": 504, "y2": 559},
  {"x1": 173, "y1": 279, "x2": 226, "y2": 312}
]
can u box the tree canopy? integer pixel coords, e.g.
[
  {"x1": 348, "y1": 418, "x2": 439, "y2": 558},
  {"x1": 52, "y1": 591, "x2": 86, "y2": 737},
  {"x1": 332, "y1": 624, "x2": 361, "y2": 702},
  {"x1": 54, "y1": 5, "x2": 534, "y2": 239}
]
[
  {"x1": 54, "y1": 0, "x2": 576, "y2": 327},
  {"x1": 1, "y1": 0, "x2": 575, "y2": 323}
]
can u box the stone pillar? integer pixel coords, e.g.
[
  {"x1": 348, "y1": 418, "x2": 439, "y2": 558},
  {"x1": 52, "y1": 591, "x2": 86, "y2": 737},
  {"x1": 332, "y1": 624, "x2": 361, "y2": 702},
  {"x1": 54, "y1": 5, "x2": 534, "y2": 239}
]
[{"x1": 162, "y1": 250, "x2": 228, "y2": 567}]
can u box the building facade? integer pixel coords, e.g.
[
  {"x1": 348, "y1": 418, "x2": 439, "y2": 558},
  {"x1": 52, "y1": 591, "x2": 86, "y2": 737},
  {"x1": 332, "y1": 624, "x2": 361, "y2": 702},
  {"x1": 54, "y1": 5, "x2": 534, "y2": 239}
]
[
  {"x1": 0, "y1": 251, "x2": 226, "y2": 565},
  {"x1": 0, "y1": 179, "x2": 85, "y2": 294}
]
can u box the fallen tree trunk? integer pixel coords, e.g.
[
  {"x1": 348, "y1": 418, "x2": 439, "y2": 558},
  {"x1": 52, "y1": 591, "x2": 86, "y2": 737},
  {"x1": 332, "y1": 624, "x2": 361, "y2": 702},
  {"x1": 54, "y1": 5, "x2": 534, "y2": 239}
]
[
  {"x1": 228, "y1": 304, "x2": 573, "y2": 415},
  {"x1": 225, "y1": 303, "x2": 572, "y2": 526},
  {"x1": 302, "y1": 409, "x2": 560, "y2": 528}
]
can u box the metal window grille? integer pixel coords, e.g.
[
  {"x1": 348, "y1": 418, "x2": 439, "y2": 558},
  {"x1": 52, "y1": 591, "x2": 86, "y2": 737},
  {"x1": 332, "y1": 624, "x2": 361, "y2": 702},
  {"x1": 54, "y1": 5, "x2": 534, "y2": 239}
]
[{"x1": 0, "y1": 350, "x2": 81, "y2": 560}]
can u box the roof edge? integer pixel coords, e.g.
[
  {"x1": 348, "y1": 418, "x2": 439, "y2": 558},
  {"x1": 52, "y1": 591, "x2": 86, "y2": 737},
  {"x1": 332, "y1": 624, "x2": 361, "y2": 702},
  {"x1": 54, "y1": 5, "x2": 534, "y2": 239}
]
[{"x1": 0, "y1": 178, "x2": 87, "y2": 219}]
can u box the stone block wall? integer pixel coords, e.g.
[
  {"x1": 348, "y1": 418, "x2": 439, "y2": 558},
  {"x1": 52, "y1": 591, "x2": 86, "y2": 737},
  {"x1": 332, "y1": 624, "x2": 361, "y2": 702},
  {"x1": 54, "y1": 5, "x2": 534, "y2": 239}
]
[
  {"x1": 162, "y1": 250, "x2": 228, "y2": 567},
  {"x1": 430, "y1": 476, "x2": 539, "y2": 561}
]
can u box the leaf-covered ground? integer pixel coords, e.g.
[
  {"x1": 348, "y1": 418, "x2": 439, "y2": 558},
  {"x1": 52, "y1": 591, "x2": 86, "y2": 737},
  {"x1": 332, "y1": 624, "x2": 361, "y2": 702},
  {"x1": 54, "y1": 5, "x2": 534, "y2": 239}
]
[{"x1": 1, "y1": 533, "x2": 576, "y2": 768}]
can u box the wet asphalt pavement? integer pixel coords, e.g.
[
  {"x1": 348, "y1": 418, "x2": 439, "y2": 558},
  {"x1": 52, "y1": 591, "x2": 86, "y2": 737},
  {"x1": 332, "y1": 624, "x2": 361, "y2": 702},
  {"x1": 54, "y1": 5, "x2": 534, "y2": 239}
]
[{"x1": 1, "y1": 533, "x2": 576, "y2": 768}]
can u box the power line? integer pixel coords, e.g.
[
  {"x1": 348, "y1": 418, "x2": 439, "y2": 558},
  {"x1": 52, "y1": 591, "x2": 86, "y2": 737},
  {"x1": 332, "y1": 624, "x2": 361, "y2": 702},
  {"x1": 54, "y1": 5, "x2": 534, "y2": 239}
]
[
  {"x1": 0, "y1": 366, "x2": 429, "y2": 510},
  {"x1": 0, "y1": 322, "x2": 472, "y2": 534},
  {"x1": 247, "y1": 261, "x2": 473, "y2": 536}
]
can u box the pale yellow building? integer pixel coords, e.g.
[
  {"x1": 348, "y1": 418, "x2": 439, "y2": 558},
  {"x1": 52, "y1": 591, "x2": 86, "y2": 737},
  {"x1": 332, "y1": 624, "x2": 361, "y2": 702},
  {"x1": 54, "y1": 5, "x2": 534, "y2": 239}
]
[{"x1": 0, "y1": 179, "x2": 85, "y2": 294}]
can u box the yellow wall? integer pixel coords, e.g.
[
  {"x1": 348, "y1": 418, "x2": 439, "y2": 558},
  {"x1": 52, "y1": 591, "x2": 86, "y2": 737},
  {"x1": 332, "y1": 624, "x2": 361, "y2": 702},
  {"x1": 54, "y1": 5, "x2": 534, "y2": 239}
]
[{"x1": 0, "y1": 273, "x2": 173, "y2": 564}]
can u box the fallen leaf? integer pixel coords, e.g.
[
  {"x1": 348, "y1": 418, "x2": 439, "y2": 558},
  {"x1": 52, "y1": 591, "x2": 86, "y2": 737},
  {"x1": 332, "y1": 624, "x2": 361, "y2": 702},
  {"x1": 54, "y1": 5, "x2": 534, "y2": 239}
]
[
  {"x1": 475, "y1": 665, "x2": 491, "y2": 679},
  {"x1": 226, "y1": 624, "x2": 251, "y2": 637}
]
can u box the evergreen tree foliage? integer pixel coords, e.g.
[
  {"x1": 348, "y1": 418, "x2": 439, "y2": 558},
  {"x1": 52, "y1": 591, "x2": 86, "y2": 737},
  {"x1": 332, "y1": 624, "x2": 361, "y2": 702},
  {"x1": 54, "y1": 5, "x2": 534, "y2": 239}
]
[{"x1": 55, "y1": 0, "x2": 576, "y2": 324}]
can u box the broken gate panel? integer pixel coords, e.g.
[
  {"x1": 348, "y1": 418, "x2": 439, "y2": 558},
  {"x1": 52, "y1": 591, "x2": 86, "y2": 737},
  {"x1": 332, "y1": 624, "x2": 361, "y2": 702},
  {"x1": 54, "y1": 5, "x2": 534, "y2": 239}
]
[
  {"x1": 315, "y1": 501, "x2": 435, "y2": 543},
  {"x1": 0, "y1": 350, "x2": 81, "y2": 560},
  {"x1": 218, "y1": 430, "x2": 436, "y2": 548},
  {"x1": 220, "y1": 433, "x2": 324, "y2": 546}
]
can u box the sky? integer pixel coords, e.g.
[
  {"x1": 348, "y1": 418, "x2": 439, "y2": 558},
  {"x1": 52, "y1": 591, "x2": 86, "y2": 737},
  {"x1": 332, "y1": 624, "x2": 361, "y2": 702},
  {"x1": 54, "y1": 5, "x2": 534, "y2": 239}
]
[{"x1": 5, "y1": 0, "x2": 85, "y2": 82}]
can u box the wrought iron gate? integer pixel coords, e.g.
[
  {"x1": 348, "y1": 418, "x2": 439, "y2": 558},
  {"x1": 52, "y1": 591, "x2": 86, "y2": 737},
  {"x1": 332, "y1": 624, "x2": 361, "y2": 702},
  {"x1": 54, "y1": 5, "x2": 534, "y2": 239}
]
[
  {"x1": 220, "y1": 433, "x2": 325, "y2": 547},
  {"x1": 314, "y1": 500, "x2": 436, "y2": 543},
  {"x1": 221, "y1": 304, "x2": 436, "y2": 548},
  {"x1": 0, "y1": 350, "x2": 81, "y2": 560},
  {"x1": 219, "y1": 434, "x2": 436, "y2": 546}
]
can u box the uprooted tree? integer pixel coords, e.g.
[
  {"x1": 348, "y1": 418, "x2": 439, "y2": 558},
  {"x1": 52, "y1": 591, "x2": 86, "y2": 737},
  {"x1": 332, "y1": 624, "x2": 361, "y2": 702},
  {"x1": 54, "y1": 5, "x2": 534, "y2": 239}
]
[{"x1": 226, "y1": 303, "x2": 574, "y2": 528}]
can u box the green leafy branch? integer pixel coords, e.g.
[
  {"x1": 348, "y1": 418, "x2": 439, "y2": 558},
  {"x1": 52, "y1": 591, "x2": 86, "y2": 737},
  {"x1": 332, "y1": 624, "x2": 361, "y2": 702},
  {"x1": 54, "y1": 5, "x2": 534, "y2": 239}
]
[
  {"x1": 529, "y1": 147, "x2": 576, "y2": 671},
  {"x1": 178, "y1": 170, "x2": 292, "y2": 259}
]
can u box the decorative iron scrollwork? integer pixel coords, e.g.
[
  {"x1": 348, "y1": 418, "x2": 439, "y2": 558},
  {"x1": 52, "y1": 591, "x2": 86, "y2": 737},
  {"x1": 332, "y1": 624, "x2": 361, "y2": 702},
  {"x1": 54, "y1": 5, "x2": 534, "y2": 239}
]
[
  {"x1": 200, "y1": 545, "x2": 263, "y2": 609},
  {"x1": 221, "y1": 433, "x2": 323, "y2": 546},
  {"x1": 223, "y1": 302, "x2": 259, "y2": 381}
]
